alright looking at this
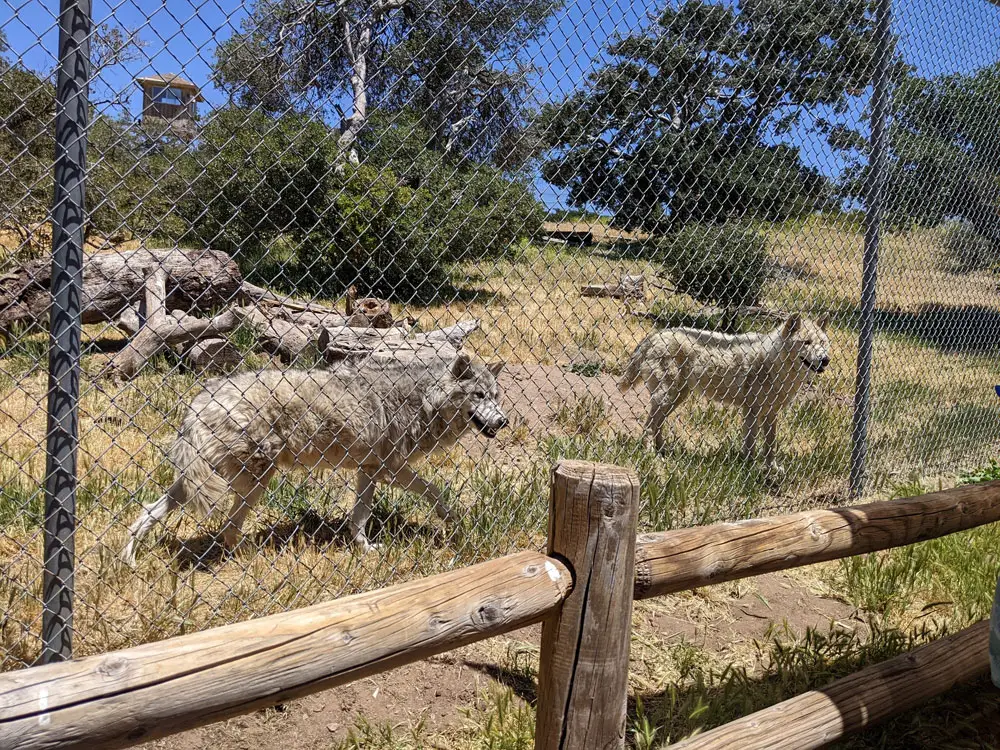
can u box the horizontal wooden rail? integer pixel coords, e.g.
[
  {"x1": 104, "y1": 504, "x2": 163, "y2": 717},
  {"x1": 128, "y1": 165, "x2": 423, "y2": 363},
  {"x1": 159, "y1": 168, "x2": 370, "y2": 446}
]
[
  {"x1": 668, "y1": 620, "x2": 990, "y2": 750},
  {"x1": 635, "y1": 480, "x2": 1000, "y2": 599},
  {"x1": 0, "y1": 551, "x2": 572, "y2": 750}
]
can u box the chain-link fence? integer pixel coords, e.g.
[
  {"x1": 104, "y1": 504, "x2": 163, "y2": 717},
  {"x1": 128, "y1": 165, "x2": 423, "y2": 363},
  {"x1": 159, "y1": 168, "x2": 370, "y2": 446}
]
[{"x1": 1, "y1": 0, "x2": 999, "y2": 670}]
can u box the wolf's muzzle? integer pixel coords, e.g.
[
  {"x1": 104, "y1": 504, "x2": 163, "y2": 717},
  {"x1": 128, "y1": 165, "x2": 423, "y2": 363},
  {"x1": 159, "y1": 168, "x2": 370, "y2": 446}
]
[
  {"x1": 472, "y1": 410, "x2": 508, "y2": 438},
  {"x1": 802, "y1": 355, "x2": 830, "y2": 373}
]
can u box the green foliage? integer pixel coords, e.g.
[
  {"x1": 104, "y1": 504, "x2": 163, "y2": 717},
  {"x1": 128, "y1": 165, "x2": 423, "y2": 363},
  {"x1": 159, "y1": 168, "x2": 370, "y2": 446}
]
[
  {"x1": 361, "y1": 113, "x2": 544, "y2": 262},
  {"x1": 186, "y1": 108, "x2": 541, "y2": 300},
  {"x1": 937, "y1": 218, "x2": 997, "y2": 274},
  {"x1": 215, "y1": 0, "x2": 558, "y2": 167},
  {"x1": 0, "y1": 60, "x2": 54, "y2": 250},
  {"x1": 837, "y1": 465, "x2": 1000, "y2": 627},
  {"x1": 539, "y1": 0, "x2": 877, "y2": 230},
  {"x1": 311, "y1": 164, "x2": 451, "y2": 299},
  {"x1": 0, "y1": 29, "x2": 185, "y2": 253},
  {"x1": 88, "y1": 116, "x2": 190, "y2": 243},
  {"x1": 839, "y1": 545, "x2": 930, "y2": 620},
  {"x1": 184, "y1": 107, "x2": 334, "y2": 263},
  {"x1": 656, "y1": 223, "x2": 770, "y2": 308},
  {"x1": 958, "y1": 459, "x2": 1000, "y2": 485},
  {"x1": 845, "y1": 64, "x2": 1000, "y2": 255}
]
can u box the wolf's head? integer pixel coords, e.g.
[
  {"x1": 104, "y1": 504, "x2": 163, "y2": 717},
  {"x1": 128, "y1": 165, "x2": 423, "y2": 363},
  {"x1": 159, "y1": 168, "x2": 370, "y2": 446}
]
[
  {"x1": 435, "y1": 353, "x2": 509, "y2": 438},
  {"x1": 780, "y1": 313, "x2": 831, "y2": 374}
]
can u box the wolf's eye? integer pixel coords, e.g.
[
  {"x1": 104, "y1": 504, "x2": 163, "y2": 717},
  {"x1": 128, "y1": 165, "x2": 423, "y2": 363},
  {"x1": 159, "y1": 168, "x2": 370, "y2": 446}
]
[{"x1": 472, "y1": 390, "x2": 486, "y2": 399}]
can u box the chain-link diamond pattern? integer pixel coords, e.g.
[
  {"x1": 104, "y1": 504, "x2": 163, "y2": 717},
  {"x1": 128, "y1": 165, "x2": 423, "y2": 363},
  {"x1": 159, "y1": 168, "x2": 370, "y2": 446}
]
[{"x1": 1, "y1": 0, "x2": 999, "y2": 669}]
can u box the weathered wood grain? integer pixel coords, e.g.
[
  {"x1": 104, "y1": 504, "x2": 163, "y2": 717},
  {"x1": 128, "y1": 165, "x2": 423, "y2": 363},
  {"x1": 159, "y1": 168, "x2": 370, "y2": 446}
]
[
  {"x1": 669, "y1": 620, "x2": 989, "y2": 750},
  {"x1": 535, "y1": 460, "x2": 640, "y2": 750},
  {"x1": 0, "y1": 551, "x2": 571, "y2": 750},
  {"x1": 635, "y1": 480, "x2": 1000, "y2": 600},
  {"x1": 0, "y1": 248, "x2": 243, "y2": 330}
]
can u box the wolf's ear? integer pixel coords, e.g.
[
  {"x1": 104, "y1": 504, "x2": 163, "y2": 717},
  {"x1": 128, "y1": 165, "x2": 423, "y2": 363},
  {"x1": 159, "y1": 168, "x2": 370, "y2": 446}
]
[
  {"x1": 816, "y1": 313, "x2": 830, "y2": 331},
  {"x1": 451, "y1": 352, "x2": 473, "y2": 379},
  {"x1": 487, "y1": 361, "x2": 505, "y2": 378},
  {"x1": 781, "y1": 313, "x2": 802, "y2": 338}
]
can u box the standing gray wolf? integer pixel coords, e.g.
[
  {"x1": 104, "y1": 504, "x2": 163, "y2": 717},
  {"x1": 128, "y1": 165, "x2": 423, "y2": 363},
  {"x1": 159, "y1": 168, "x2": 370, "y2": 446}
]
[
  {"x1": 619, "y1": 314, "x2": 830, "y2": 477},
  {"x1": 122, "y1": 353, "x2": 508, "y2": 564}
]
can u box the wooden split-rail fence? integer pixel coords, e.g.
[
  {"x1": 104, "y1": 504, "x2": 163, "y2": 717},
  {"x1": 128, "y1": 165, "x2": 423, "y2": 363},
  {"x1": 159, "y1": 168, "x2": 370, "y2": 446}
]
[{"x1": 1, "y1": 461, "x2": 997, "y2": 750}]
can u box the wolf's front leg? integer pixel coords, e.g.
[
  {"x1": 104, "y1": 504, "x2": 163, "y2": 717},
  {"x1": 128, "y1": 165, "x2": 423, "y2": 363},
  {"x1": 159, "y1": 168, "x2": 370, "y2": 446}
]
[
  {"x1": 742, "y1": 406, "x2": 759, "y2": 463},
  {"x1": 647, "y1": 383, "x2": 685, "y2": 456},
  {"x1": 349, "y1": 469, "x2": 379, "y2": 552},
  {"x1": 222, "y1": 472, "x2": 273, "y2": 551},
  {"x1": 380, "y1": 464, "x2": 464, "y2": 547},
  {"x1": 761, "y1": 415, "x2": 785, "y2": 483}
]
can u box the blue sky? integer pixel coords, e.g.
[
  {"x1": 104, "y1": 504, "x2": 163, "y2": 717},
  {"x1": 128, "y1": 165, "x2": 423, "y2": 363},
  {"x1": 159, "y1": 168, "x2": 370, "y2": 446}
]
[{"x1": 2, "y1": 0, "x2": 998, "y2": 208}]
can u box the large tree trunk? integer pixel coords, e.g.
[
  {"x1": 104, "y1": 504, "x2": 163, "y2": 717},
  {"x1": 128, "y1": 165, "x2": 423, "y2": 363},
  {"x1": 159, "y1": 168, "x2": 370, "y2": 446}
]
[
  {"x1": 335, "y1": 21, "x2": 370, "y2": 169},
  {"x1": 0, "y1": 248, "x2": 243, "y2": 331}
]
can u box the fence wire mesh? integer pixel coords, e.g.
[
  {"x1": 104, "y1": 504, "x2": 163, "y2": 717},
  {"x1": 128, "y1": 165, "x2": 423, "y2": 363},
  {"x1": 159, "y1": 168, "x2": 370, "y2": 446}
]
[{"x1": 1, "y1": 0, "x2": 999, "y2": 669}]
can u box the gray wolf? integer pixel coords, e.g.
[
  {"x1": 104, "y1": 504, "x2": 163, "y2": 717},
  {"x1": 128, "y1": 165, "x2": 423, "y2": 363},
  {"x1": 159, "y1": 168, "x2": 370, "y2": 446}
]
[
  {"x1": 619, "y1": 314, "x2": 830, "y2": 477},
  {"x1": 122, "y1": 353, "x2": 507, "y2": 564}
]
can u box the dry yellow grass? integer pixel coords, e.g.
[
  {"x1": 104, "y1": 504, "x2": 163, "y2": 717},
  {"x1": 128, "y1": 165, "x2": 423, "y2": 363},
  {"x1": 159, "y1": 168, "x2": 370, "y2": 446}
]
[{"x1": 1, "y1": 218, "x2": 998, "y2": 670}]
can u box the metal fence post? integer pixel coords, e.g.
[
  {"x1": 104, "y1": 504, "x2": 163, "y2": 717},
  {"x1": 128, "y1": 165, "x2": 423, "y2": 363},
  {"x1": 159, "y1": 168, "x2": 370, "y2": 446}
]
[
  {"x1": 849, "y1": 0, "x2": 894, "y2": 500},
  {"x1": 40, "y1": 0, "x2": 91, "y2": 664}
]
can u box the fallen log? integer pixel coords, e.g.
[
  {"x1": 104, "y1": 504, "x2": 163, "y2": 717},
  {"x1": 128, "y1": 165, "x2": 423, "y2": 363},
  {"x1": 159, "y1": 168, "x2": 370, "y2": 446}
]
[
  {"x1": 105, "y1": 269, "x2": 170, "y2": 378},
  {"x1": 417, "y1": 319, "x2": 480, "y2": 347},
  {"x1": 271, "y1": 307, "x2": 370, "y2": 330},
  {"x1": 235, "y1": 307, "x2": 316, "y2": 363},
  {"x1": 581, "y1": 274, "x2": 645, "y2": 299},
  {"x1": 320, "y1": 320, "x2": 480, "y2": 364},
  {"x1": 107, "y1": 270, "x2": 246, "y2": 378},
  {"x1": 183, "y1": 338, "x2": 242, "y2": 374},
  {"x1": 349, "y1": 296, "x2": 393, "y2": 328},
  {"x1": 0, "y1": 248, "x2": 243, "y2": 330}
]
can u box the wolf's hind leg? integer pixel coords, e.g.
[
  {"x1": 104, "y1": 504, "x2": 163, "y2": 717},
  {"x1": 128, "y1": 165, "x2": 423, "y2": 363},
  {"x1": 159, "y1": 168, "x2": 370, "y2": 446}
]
[
  {"x1": 647, "y1": 383, "x2": 687, "y2": 455},
  {"x1": 350, "y1": 468, "x2": 378, "y2": 552},
  {"x1": 222, "y1": 465, "x2": 275, "y2": 550},
  {"x1": 381, "y1": 464, "x2": 453, "y2": 521},
  {"x1": 121, "y1": 480, "x2": 183, "y2": 566}
]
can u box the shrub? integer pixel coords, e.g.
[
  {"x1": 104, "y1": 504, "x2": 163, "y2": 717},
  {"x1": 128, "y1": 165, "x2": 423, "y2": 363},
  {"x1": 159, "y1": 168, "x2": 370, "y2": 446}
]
[
  {"x1": 305, "y1": 165, "x2": 451, "y2": 300},
  {"x1": 937, "y1": 218, "x2": 997, "y2": 274},
  {"x1": 184, "y1": 108, "x2": 333, "y2": 265},
  {"x1": 186, "y1": 107, "x2": 543, "y2": 301},
  {"x1": 362, "y1": 113, "x2": 543, "y2": 263},
  {"x1": 656, "y1": 223, "x2": 770, "y2": 309},
  {"x1": 432, "y1": 166, "x2": 543, "y2": 262}
]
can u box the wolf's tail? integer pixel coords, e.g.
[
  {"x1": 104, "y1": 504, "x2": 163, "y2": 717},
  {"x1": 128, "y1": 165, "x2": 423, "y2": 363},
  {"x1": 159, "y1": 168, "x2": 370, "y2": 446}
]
[{"x1": 618, "y1": 338, "x2": 648, "y2": 392}]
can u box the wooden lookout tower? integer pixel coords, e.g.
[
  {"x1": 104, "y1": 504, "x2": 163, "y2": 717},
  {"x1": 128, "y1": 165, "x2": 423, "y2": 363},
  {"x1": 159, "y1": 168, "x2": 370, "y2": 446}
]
[{"x1": 136, "y1": 73, "x2": 203, "y2": 140}]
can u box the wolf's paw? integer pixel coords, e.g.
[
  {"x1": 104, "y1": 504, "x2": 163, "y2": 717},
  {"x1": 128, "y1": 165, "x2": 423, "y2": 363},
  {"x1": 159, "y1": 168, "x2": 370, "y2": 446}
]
[
  {"x1": 120, "y1": 543, "x2": 137, "y2": 568},
  {"x1": 764, "y1": 463, "x2": 787, "y2": 487},
  {"x1": 221, "y1": 528, "x2": 244, "y2": 550},
  {"x1": 352, "y1": 536, "x2": 382, "y2": 554}
]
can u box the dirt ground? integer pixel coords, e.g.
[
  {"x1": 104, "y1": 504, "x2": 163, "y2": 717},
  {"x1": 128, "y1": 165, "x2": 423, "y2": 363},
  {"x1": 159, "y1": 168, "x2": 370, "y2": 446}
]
[{"x1": 139, "y1": 569, "x2": 859, "y2": 749}]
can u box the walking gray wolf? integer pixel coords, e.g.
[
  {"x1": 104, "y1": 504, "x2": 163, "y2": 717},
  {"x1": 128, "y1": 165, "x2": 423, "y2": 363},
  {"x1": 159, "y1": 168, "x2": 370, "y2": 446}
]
[
  {"x1": 619, "y1": 314, "x2": 831, "y2": 477},
  {"x1": 122, "y1": 353, "x2": 508, "y2": 564}
]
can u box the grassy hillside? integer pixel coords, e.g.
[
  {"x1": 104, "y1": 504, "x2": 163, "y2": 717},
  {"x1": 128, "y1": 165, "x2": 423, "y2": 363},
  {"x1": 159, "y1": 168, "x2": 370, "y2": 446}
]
[{"x1": 1, "y1": 217, "x2": 999, "y2": 747}]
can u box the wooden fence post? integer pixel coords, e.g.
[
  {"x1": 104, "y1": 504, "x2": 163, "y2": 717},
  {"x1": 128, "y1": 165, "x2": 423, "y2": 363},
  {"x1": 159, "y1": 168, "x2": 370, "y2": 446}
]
[{"x1": 534, "y1": 460, "x2": 640, "y2": 750}]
